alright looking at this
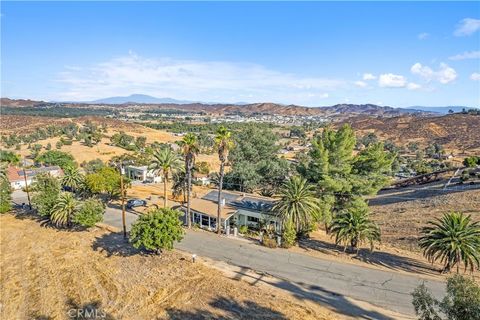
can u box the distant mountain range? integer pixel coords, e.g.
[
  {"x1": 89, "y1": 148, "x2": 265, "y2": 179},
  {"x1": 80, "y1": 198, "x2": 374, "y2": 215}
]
[
  {"x1": 90, "y1": 94, "x2": 196, "y2": 105},
  {"x1": 3, "y1": 96, "x2": 476, "y2": 118}
]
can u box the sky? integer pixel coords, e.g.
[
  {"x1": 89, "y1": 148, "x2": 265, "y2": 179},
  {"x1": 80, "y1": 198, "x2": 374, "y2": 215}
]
[{"x1": 1, "y1": 1, "x2": 479, "y2": 107}]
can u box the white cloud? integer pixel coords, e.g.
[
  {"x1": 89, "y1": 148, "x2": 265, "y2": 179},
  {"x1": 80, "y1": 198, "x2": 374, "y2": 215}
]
[
  {"x1": 410, "y1": 62, "x2": 457, "y2": 84},
  {"x1": 362, "y1": 73, "x2": 376, "y2": 80},
  {"x1": 378, "y1": 73, "x2": 407, "y2": 88},
  {"x1": 471, "y1": 73, "x2": 480, "y2": 81},
  {"x1": 454, "y1": 18, "x2": 480, "y2": 36},
  {"x1": 417, "y1": 32, "x2": 429, "y2": 40},
  {"x1": 354, "y1": 80, "x2": 368, "y2": 88},
  {"x1": 56, "y1": 52, "x2": 345, "y2": 103},
  {"x1": 407, "y1": 82, "x2": 422, "y2": 90},
  {"x1": 449, "y1": 50, "x2": 480, "y2": 60}
]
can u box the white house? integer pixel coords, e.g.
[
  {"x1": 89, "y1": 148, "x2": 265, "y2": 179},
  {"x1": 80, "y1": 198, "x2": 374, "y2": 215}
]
[
  {"x1": 125, "y1": 165, "x2": 162, "y2": 183},
  {"x1": 7, "y1": 166, "x2": 63, "y2": 190}
]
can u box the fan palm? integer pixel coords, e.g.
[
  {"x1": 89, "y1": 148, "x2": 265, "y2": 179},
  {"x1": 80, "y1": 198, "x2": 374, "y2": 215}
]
[
  {"x1": 419, "y1": 211, "x2": 480, "y2": 273},
  {"x1": 50, "y1": 192, "x2": 78, "y2": 227},
  {"x1": 330, "y1": 198, "x2": 380, "y2": 253},
  {"x1": 172, "y1": 169, "x2": 189, "y2": 204},
  {"x1": 215, "y1": 126, "x2": 234, "y2": 234},
  {"x1": 149, "y1": 146, "x2": 182, "y2": 208},
  {"x1": 61, "y1": 166, "x2": 84, "y2": 193},
  {"x1": 272, "y1": 176, "x2": 320, "y2": 234},
  {"x1": 181, "y1": 133, "x2": 199, "y2": 228}
]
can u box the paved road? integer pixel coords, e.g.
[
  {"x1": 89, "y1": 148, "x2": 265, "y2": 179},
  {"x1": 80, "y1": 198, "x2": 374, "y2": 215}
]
[{"x1": 12, "y1": 191, "x2": 445, "y2": 319}]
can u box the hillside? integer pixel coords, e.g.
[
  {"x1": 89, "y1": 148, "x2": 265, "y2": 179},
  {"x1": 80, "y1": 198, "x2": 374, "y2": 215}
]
[
  {"x1": 343, "y1": 113, "x2": 480, "y2": 151},
  {"x1": 1, "y1": 98, "x2": 433, "y2": 117}
]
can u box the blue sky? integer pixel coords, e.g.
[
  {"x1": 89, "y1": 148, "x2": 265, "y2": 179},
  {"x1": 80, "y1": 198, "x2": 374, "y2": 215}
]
[{"x1": 1, "y1": 1, "x2": 479, "y2": 107}]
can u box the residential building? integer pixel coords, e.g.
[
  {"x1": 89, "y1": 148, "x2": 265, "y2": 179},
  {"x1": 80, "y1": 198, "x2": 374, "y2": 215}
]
[
  {"x1": 175, "y1": 190, "x2": 280, "y2": 233},
  {"x1": 7, "y1": 166, "x2": 63, "y2": 190},
  {"x1": 125, "y1": 165, "x2": 162, "y2": 183}
]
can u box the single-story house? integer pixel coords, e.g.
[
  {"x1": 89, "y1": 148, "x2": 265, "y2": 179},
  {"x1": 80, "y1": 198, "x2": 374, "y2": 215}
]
[
  {"x1": 125, "y1": 165, "x2": 162, "y2": 183},
  {"x1": 7, "y1": 165, "x2": 63, "y2": 190},
  {"x1": 175, "y1": 190, "x2": 280, "y2": 233}
]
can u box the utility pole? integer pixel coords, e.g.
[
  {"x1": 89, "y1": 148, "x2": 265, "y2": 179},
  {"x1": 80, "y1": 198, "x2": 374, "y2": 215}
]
[
  {"x1": 120, "y1": 166, "x2": 127, "y2": 239},
  {"x1": 22, "y1": 167, "x2": 31, "y2": 209}
]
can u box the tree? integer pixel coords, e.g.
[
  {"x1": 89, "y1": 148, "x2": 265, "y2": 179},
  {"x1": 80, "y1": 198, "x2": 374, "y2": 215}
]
[
  {"x1": 50, "y1": 192, "x2": 78, "y2": 227},
  {"x1": 0, "y1": 150, "x2": 20, "y2": 164},
  {"x1": 61, "y1": 166, "x2": 84, "y2": 193},
  {"x1": 0, "y1": 162, "x2": 8, "y2": 182},
  {"x1": 130, "y1": 208, "x2": 185, "y2": 254},
  {"x1": 299, "y1": 125, "x2": 394, "y2": 230},
  {"x1": 215, "y1": 126, "x2": 233, "y2": 234},
  {"x1": 85, "y1": 167, "x2": 125, "y2": 201},
  {"x1": 463, "y1": 156, "x2": 479, "y2": 168},
  {"x1": 72, "y1": 198, "x2": 105, "y2": 228},
  {"x1": 30, "y1": 173, "x2": 61, "y2": 217},
  {"x1": 81, "y1": 158, "x2": 105, "y2": 174},
  {"x1": 35, "y1": 150, "x2": 76, "y2": 169},
  {"x1": 272, "y1": 176, "x2": 320, "y2": 234},
  {"x1": 281, "y1": 220, "x2": 297, "y2": 248},
  {"x1": 180, "y1": 133, "x2": 199, "y2": 228},
  {"x1": 330, "y1": 198, "x2": 380, "y2": 253},
  {"x1": 411, "y1": 275, "x2": 480, "y2": 320},
  {"x1": 225, "y1": 126, "x2": 289, "y2": 194},
  {"x1": 0, "y1": 178, "x2": 12, "y2": 213},
  {"x1": 171, "y1": 169, "x2": 189, "y2": 204},
  {"x1": 149, "y1": 146, "x2": 182, "y2": 208},
  {"x1": 419, "y1": 211, "x2": 480, "y2": 273}
]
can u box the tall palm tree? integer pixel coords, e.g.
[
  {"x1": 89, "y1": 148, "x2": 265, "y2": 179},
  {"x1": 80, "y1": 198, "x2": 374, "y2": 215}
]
[
  {"x1": 272, "y1": 176, "x2": 320, "y2": 234},
  {"x1": 181, "y1": 133, "x2": 199, "y2": 228},
  {"x1": 419, "y1": 211, "x2": 480, "y2": 273},
  {"x1": 330, "y1": 198, "x2": 380, "y2": 254},
  {"x1": 50, "y1": 192, "x2": 78, "y2": 227},
  {"x1": 215, "y1": 126, "x2": 233, "y2": 234},
  {"x1": 149, "y1": 146, "x2": 182, "y2": 208},
  {"x1": 172, "y1": 169, "x2": 188, "y2": 204},
  {"x1": 61, "y1": 166, "x2": 84, "y2": 193}
]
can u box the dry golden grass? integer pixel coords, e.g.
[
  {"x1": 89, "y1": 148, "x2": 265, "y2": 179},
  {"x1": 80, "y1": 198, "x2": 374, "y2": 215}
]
[{"x1": 0, "y1": 214, "x2": 339, "y2": 320}]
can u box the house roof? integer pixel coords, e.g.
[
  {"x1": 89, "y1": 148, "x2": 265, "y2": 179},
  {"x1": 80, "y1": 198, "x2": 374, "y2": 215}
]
[
  {"x1": 202, "y1": 190, "x2": 275, "y2": 212},
  {"x1": 7, "y1": 166, "x2": 63, "y2": 182},
  {"x1": 185, "y1": 197, "x2": 237, "y2": 219}
]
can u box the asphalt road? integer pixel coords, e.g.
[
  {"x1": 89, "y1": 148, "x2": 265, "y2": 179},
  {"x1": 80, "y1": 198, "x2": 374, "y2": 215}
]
[{"x1": 11, "y1": 190, "x2": 445, "y2": 319}]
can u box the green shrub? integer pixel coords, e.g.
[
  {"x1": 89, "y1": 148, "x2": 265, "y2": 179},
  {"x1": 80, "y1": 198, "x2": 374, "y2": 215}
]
[
  {"x1": 0, "y1": 179, "x2": 12, "y2": 214},
  {"x1": 412, "y1": 274, "x2": 480, "y2": 320},
  {"x1": 130, "y1": 208, "x2": 184, "y2": 254},
  {"x1": 73, "y1": 198, "x2": 105, "y2": 228},
  {"x1": 282, "y1": 221, "x2": 297, "y2": 248},
  {"x1": 239, "y1": 225, "x2": 248, "y2": 234},
  {"x1": 30, "y1": 173, "x2": 61, "y2": 217}
]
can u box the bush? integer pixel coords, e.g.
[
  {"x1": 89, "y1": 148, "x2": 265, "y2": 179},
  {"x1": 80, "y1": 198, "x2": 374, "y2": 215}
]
[
  {"x1": 282, "y1": 220, "x2": 297, "y2": 248},
  {"x1": 262, "y1": 235, "x2": 278, "y2": 248},
  {"x1": 463, "y1": 156, "x2": 479, "y2": 168},
  {"x1": 35, "y1": 150, "x2": 76, "y2": 169},
  {"x1": 411, "y1": 275, "x2": 480, "y2": 320},
  {"x1": 239, "y1": 225, "x2": 248, "y2": 234},
  {"x1": 30, "y1": 173, "x2": 61, "y2": 217},
  {"x1": 73, "y1": 198, "x2": 105, "y2": 228},
  {"x1": 130, "y1": 208, "x2": 184, "y2": 254},
  {"x1": 0, "y1": 179, "x2": 12, "y2": 213}
]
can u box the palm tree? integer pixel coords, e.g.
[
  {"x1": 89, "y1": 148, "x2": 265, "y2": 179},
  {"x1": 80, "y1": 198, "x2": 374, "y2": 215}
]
[
  {"x1": 330, "y1": 198, "x2": 380, "y2": 254},
  {"x1": 172, "y1": 169, "x2": 189, "y2": 204},
  {"x1": 419, "y1": 211, "x2": 480, "y2": 273},
  {"x1": 61, "y1": 166, "x2": 84, "y2": 193},
  {"x1": 181, "y1": 133, "x2": 199, "y2": 228},
  {"x1": 272, "y1": 176, "x2": 320, "y2": 234},
  {"x1": 214, "y1": 126, "x2": 234, "y2": 234},
  {"x1": 149, "y1": 146, "x2": 182, "y2": 208},
  {"x1": 50, "y1": 192, "x2": 78, "y2": 227}
]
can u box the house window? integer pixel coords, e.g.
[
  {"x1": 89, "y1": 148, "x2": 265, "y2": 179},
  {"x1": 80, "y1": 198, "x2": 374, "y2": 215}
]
[{"x1": 247, "y1": 216, "x2": 259, "y2": 223}]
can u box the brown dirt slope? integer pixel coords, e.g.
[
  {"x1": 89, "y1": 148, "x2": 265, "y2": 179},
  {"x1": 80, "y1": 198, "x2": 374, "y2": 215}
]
[
  {"x1": 344, "y1": 113, "x2": 480, "y2": 151},
  {"x1": 0, "y1": 214, "x2": 337, "y2": 320}
]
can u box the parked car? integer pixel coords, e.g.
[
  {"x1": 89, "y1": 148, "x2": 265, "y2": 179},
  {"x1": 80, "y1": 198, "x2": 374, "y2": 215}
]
[{"x1": 126, "y1": 199, "x2": 147, "y2": 209}]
